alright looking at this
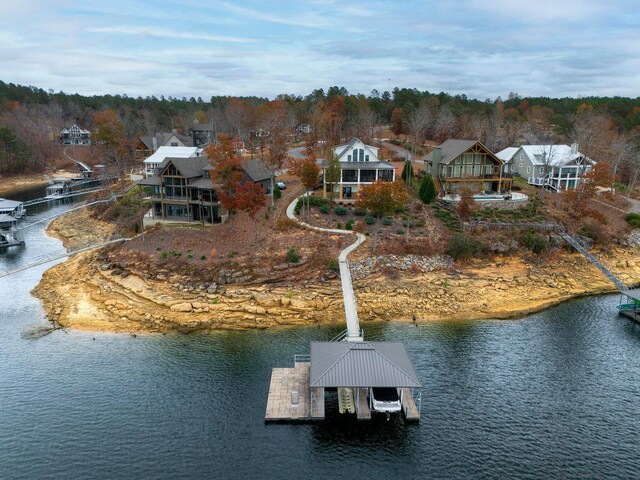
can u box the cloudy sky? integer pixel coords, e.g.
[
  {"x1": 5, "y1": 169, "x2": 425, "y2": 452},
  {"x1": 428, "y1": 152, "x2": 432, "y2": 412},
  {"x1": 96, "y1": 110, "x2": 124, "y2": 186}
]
[{"x1": 1, "y1": 0, "x2": 638, "y2": 100}]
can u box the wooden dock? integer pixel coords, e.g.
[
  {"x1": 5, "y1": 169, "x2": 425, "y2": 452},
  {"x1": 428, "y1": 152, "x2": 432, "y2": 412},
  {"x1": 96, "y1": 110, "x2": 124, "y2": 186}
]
[
  {"x1": 265, "y1": 362, "x2": 325, "y2": 421},
  {"x1": 401, "y1": 388, "x2": 420, "y2": 421}
]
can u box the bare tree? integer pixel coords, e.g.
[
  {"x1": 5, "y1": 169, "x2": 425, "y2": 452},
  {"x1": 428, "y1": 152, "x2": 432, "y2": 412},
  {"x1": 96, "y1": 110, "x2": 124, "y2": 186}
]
[{"x1": 434, "y1": 105, "x2": 457, "y2": 141}]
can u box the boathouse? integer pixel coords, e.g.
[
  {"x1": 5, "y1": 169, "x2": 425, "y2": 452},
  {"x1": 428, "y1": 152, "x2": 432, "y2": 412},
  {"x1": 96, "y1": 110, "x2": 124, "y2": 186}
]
[{"x1": 265, "y1": 341, "x2": 422, "y2": 422}]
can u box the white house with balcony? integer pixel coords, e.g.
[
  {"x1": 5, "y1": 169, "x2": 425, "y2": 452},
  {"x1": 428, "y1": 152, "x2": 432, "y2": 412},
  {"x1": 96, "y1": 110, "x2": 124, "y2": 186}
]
[
  {"x1": 321, "y1": 138, "x2": 395, "y2": 200},
  {"x1": 143, "y1": 146, "x2": 203, "y2": 178},
  {"x1": 497, "y1": 143, "x2": 595, "y2": 191}
]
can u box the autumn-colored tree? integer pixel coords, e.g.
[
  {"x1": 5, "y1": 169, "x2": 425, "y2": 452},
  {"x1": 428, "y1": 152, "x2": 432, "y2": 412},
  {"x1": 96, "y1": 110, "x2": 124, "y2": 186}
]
[
  {"x1": 288, "y1": 152, "x2": 320, "y2": 218},
  {"x1": 205, "y1": 134, "x2": 244, "y2": 222},
  {"x1": 356, "y1": 179, "x2": 409, "y2": 218},
  {"x1": 259, "y1": 100, "x2": 292, "y2": 206},
  {"x1": 391, "y1": 107, "x2": 404, "y2": 137},
  {"x1": 94, "y1": 109, "x2": 129, "y2": 191},
  {"x1": 236, "y1": 181, "x2": 267, "y2": 243},
  {"x1": 456, "y1": 186, "x2": 477, "y2": 223}
]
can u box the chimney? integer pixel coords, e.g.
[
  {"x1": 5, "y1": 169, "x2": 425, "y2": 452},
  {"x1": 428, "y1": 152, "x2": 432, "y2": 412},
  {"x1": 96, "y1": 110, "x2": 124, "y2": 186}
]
[
  {"x1": 571, "y1": 142, "x2": 579, "y2": 155},
  {"x1": 152, "y1": 136, "x2": 158, "y2": 151},
  {"x1": 432, "y1": 147, "x2": 442, "y2": 176}
]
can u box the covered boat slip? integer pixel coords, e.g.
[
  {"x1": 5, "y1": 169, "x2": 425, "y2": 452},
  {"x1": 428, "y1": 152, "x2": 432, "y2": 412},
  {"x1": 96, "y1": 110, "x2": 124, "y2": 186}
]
[
  {"x1": 618, "y1": 289, "x2": 640, "y2": 325},
  {"x1": 265, "y1": 341, "x2": 422, "y2": 422}
]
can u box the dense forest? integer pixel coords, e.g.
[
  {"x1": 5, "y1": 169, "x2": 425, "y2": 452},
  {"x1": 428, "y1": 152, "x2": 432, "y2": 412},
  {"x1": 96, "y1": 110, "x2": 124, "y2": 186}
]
[{"x1": 0, "y1": 80, "x2": 639, "y2": 177}]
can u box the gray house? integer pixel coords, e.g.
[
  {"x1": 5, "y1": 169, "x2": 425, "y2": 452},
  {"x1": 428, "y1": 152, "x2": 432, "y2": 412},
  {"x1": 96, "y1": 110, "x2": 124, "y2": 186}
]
[{"x1": 496, "y1": 143, "x2": 595, "y2": 191}]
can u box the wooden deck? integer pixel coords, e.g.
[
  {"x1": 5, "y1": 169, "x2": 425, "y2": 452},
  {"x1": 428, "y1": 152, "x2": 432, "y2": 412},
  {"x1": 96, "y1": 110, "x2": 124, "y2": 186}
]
[
  {"x1": 355, "y1": 387, "x2": 371, "y2": 420},
  {"x1": 401, "y1": 388, "x2": 420, "y2": 421},
  {"x1": 264, "y1": 362, "x2": 325, "y2": 421}
]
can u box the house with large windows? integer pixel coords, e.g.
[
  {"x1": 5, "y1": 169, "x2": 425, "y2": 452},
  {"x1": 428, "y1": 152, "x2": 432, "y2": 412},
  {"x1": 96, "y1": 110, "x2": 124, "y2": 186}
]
[
  {"x1": 496, "y1": 143, "x2": 595, "y2": 191},
  {"x1": 423, "y1": 139, "x2": 511, "y2": 196},
  {"x1": 60, "y1": 124, "x2": 91, "y2": 145},
  {"x1": 321, "y1": 138, "x2": 395, "y2": 200},
  {"x1": 138, "y1": 156, "x2": 223, "y2": 226}
]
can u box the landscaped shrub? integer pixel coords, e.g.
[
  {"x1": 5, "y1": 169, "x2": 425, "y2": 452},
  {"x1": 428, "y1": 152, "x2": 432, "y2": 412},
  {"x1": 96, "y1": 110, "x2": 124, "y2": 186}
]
[
  {"x1": 328, "y1": 259, "x2": 339, "y2": 271},
  {"x1": 309, "y1": 196, "x2": 328, "y2": 207},
  {"x1": 626, "y1": 213, "x2": 640, "y2": 228},
  {"x1": 522, "y1": 230, "x2": 549, "y2": 254},
  {"x1": 345, "y1": 219, "x2": 353, "y2": 230},
  {"x1": 365, "y1": 215, "x2": 376, "y2": 225},
  {"x1": 353, "y1": 207, "x2": 367, "y2": 216},
  {"x1": 335, "y1": 205, "x2": 347, "y2": 216},
  {"x1": 295, "y1": 198, "x2": 303, "y2": 215},
  {"x1": 273, "y1": 187, "x2": 282, "y2": 199},
  {"x1": 319, "y1": 204, "x2": 330, "y2": 214},
  {"x1": 383, "y1": 217, "x2": 393, "y2": 226},
  {"x1": 447, "y1": 234, "x2": 482, "y2": 260},
  {"x1": 286, "y1": 247, "x2": 300, "y2": 263},
  {"x1": 395, "y1": 229, "x2": 406, "y2": 235}
]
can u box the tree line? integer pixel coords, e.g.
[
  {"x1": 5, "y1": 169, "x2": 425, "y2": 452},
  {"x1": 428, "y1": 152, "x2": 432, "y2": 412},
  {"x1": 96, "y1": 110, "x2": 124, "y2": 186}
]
[{"x1": 1, "y1": 80, "x2": 639, "y2": 176}]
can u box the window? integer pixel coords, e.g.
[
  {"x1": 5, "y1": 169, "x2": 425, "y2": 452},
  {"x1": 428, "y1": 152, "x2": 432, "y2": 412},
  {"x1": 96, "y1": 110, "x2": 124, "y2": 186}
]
[
  {"x1": 347, "y1": 155, "x2": 351, "y2": 161},
  {"x1": 171, "y1": 142, "x2": 178, "y2": 147},
  {"x1": 365, "y1": 155, "x2": 369, "y2": 162},
  {"x1": 342, "y1": 170, "x2": 357, "y2": 182},
  {"x1": 519, "y1": 163, "x2": 523, "y2": 168},
  {"x1": 526, "y1": 166, "x2": 531, "y2": 174},
  {"x1": 379, "y1": 170, "x2": 393, "y2": 181},
  {"x1": 520, "y1": 152, "x2": 524, "y2": 161},
  {"x1": 360, "y1": 170, "x2": 376, "y2": 182},
  {"x1": 539, "y1": 167, "x2": 544, "y2": 174},
  {"x1": 359, "y1": 149, "x2": 364, "y2": 162}
]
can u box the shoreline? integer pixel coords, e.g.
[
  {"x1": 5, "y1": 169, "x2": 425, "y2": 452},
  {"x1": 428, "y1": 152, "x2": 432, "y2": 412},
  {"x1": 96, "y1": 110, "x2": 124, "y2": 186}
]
[{"x1": 30, "y1": 210, "x2": 640, "y2": 334}]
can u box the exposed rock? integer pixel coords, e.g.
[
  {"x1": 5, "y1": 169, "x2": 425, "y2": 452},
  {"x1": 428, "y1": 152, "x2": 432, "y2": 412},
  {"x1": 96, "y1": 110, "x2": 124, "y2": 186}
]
[{"x1": 170, "y1": 302, "x2": 193, "y2": 312}]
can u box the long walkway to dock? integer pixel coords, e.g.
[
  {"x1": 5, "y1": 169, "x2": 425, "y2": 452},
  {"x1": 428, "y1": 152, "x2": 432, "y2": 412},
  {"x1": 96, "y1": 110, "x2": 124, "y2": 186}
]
[
  {"x1": 286, "y1": 196, "x2": 364, "y2": 341},
  {"x1": 559, "y1": 231, "x2": 626, "y2": 290}
]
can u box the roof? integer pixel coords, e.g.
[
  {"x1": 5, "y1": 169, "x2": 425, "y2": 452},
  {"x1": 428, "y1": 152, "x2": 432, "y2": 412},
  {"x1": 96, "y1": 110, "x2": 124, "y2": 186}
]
[
  {"x1": 190, "y1": 177, "x2": 217, "y2": 189},
  {"x1": 143, "y1": 146, "x2": 200, "y2": 164},
  {"x1": 158, "y1": 156, "x2": 211, "y2": 178},
  {"x1": 0, "y1": 198, "x2": 23, "y2": 210},
  {"x1": 621, "y1": 289, "x2": 640, "y2": 302},
  {"x1": 137, "y1": 176, "x2": 161, "y2": 186},
  {"x1": 321, "y1": 160, "x2": 395, "y2": 170},
  {"x1": 423, "y1": 139, "x2": 499, "y2": 165},
  {"x1": 519, "y1": 145, "x2": 595, "y2": 167},
  {"x1": 0, "y1": 213, "x2": 18, "y2": 224},
  {"x1": 140, "y1": 133, "x2": 193, "y2": 150},
  {"x1": 242, "y1": 159, "x2": 272, "y2": 182},
  {"x1": 309, "y1": 341, "x2": 421, "y2": 388},
  {"x1": 496, "y1": 147, "x2": 519, "y2": 163}
]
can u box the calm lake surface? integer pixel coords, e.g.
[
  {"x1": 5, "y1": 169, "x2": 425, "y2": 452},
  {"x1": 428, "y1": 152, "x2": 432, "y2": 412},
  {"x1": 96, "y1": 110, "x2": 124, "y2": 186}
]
[{"x1": 1, "y1": 191, "x2": 639, "y2": 479}]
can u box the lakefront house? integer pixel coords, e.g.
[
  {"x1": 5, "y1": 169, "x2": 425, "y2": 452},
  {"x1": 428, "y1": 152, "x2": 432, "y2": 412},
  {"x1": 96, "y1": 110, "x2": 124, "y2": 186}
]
[
  {"x1": 139, "y1": 156, "x2": 223, "y2": 226},
  {"x1": 143, "y1": 146, "x2": 203, "y2": 177},
  {"x1": 60, "y1": 124, "x2": 91, "y2": 145},
  {"x1": 423, "y1": 139, "x2": 511, "y2": 196},
  {"x1": 322, "y1": 138, "x2": 395, "y2": 200},
  {"x1": 496, "y1": 143, "x2": 595, "y2": 191}
]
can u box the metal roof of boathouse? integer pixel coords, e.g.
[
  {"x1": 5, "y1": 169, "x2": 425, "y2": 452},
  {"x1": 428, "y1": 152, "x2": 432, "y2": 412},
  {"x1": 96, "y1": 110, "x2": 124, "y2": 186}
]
[{"x1": 309, "y1": 341, "x2": 421, "y2": 388}]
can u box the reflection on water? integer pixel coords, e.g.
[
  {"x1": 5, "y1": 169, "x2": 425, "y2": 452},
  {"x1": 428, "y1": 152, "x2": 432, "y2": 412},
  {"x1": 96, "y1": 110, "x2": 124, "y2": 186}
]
[{"x1": 1, "y1": 192, "x2": 640, "y2": 479}]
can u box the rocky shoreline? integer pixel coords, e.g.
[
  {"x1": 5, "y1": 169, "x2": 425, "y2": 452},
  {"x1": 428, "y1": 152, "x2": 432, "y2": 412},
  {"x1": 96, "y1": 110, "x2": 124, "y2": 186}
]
[{"x1": 32, "y1": 210, "x2": 640, "y2": 334}]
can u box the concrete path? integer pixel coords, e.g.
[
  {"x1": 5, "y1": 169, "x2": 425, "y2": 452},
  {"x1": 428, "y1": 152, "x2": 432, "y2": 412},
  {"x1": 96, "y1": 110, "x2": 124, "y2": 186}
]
[{"x1": 286, "y1": 195, "x2": 365, "y2": 341}]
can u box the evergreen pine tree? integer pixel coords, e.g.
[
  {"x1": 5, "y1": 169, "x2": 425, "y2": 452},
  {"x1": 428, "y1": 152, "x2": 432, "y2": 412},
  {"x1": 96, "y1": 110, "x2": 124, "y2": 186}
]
[
  {"x1": 419, "y1": 174, "x2": 437, "y2": 203},
  {"x1": 401, "y1": 160, "x2": 414, "y2": 182}
]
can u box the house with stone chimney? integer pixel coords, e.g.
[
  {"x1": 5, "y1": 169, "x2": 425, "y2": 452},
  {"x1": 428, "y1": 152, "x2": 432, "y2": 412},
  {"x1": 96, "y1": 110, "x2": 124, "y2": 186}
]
[{"x1": 496, "y1": 143, "x2": 595, "y2": 191}]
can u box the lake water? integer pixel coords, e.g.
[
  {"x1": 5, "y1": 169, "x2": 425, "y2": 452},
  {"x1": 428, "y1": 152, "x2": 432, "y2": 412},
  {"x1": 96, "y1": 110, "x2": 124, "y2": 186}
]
[{"x1": 1, "y1": 191, "x2": 639, "y2": 479}]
